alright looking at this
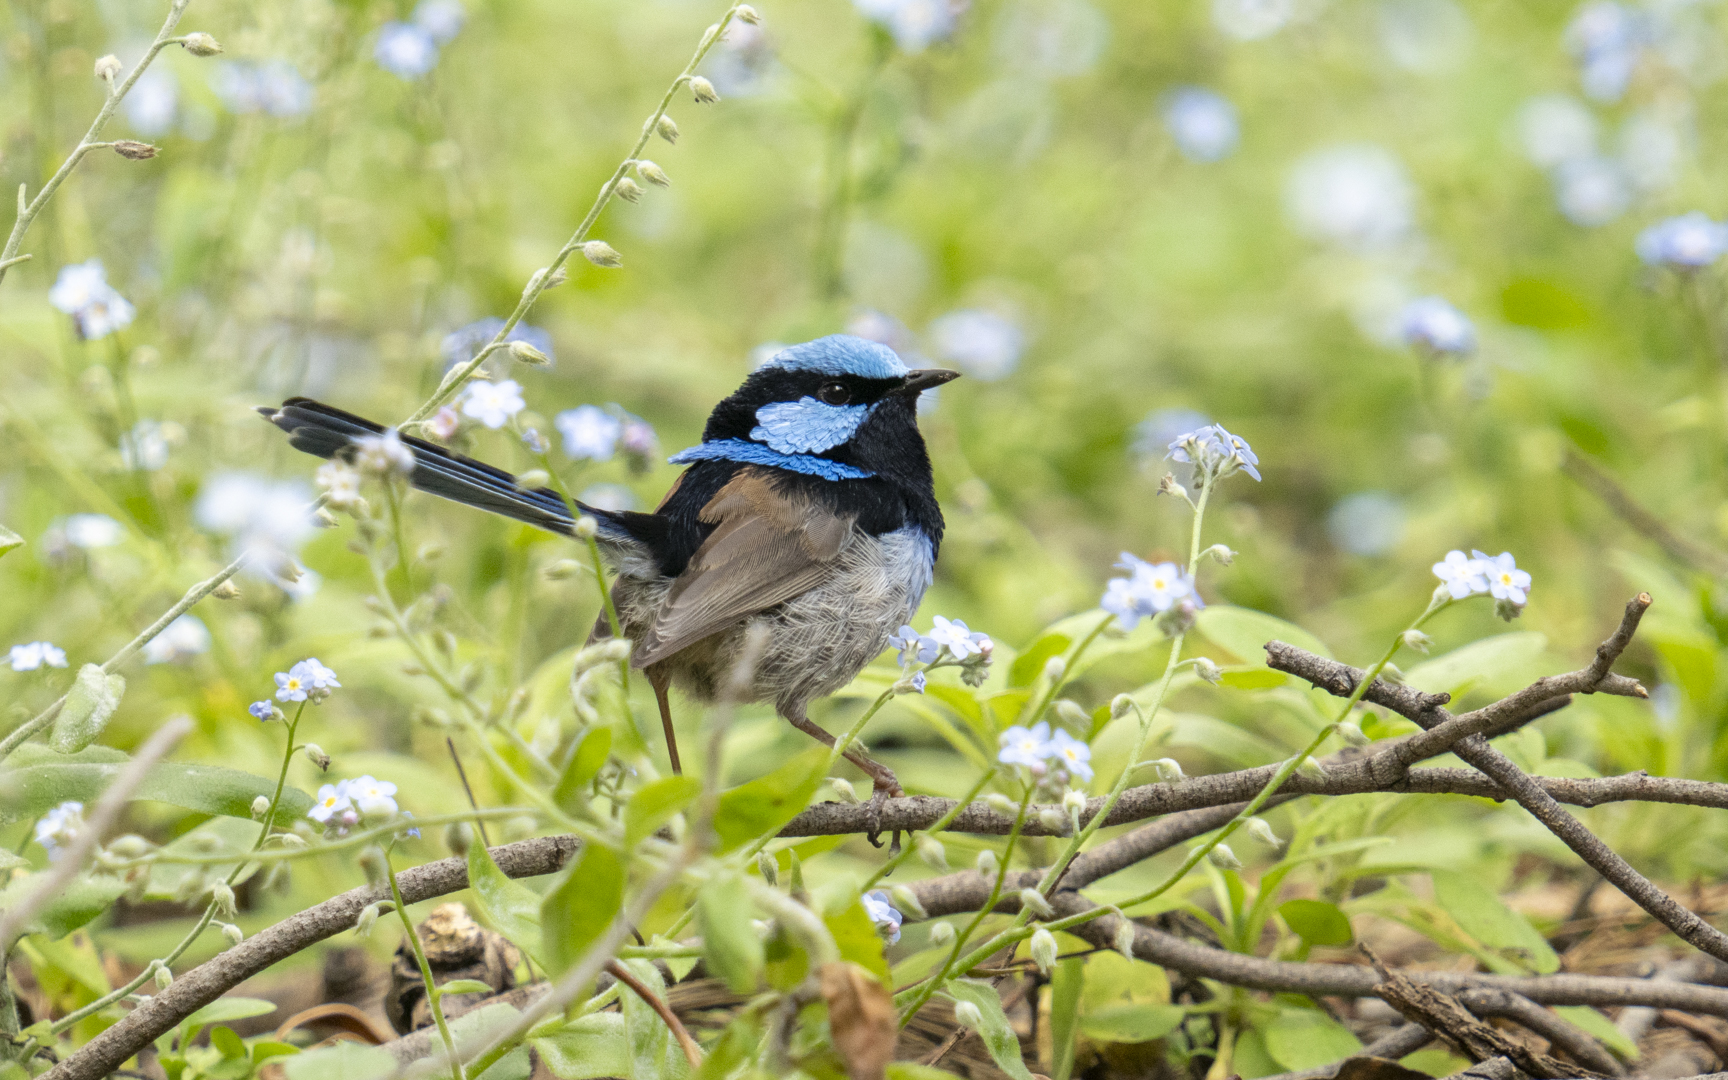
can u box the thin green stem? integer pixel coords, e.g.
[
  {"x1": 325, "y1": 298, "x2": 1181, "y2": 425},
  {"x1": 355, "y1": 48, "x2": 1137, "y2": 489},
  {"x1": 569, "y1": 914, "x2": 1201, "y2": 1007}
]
[{"x1": 388, "y1": 855, "x2": 466, "y2": 1080}]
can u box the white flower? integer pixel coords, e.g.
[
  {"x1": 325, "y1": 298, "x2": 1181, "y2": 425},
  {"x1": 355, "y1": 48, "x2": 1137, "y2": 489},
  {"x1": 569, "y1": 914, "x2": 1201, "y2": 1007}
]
[
  {"x1": 35, "y1": 801, "x2": 84, "y2": 861},
  {"x1": 354, "y1": 429, "x2": 415, "y2": 476},
  {"x1": 999, "y1": 722, "x2": 1053, "y2": 769},
  {"x1": 1472, "y1": 550, "x2": 1532, "y2": 606},
  {"x1": 1286, "y1": 145, "x2": 1416, "y2": 251},
  {"x1": 308, "y1": 782, "x2": 351, "y2": 824},
  {"x1": 1431, "y1": 549, "x2": 1489, "y2": 599},
  {"x1": 413, "y1": 0, "x2": 464, "y2": 43},
  {"x1": 375, "y1": 22, "x2": 439, "y2": 80},
  {"x1": 1398, "y1": 297, "x2": 1476, "y2": 356},
  {"x1": 316, "y1": 460, "x2": 364, "y2": 510},
  {"x1": 1636, "y1": 213, "x2": 1728, "y2": 270},
  {"x1": 862, "y1": 889, "x2": 903, "y2": 943},
  {"x1": 928, "y1": 309, "x2": 1023, "y2": 382},
  {"x1": 555, "y1": 405, "x2": 622, "y2": 461},
  {"x1": 142, "y1": 615, "x2": 211, "y2": 664},
  {"x1": 1046, "y1": 729, "x2": 1094, "y2": 782},
  {"x1": 8, "y1": 642, "x2": 68, "y2": 671},
  {"x1": 298, "y1": 658, "x2": 341, "y2": 689},
  {"x1": 1163, "y1": 87, "x2": 1239, "y2": 163},
  {"x1": 349, "y1": 775, "x2": 400, "y2": 816},
  {"x1": 62, "y1": 514, "x2": 124, "y2": 549},
  {"x1": 461, "y1": 380, "x2": 525, "y2": 429},
  {"x1": 49, "y1": 260, "x2": 135, "y2": 340}
]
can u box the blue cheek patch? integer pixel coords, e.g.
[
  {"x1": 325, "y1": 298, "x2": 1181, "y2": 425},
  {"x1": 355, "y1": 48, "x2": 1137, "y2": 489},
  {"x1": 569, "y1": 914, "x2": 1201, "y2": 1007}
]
[
  {"x1": 668, "y1": 439, "x2": 875, "y2": 481},
  {"x1": 750, "y1": 397, "x2": 875, "y2": 455}
]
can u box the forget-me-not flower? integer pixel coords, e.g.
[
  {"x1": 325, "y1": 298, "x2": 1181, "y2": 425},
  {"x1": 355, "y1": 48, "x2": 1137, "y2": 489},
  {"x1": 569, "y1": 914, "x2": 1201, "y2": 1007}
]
[
  {"x1": 927, "y1": 616, "x2": 985, "y2": 660},
  {"x1": 1163, "y1": 88, "x2": 1239, "y2": 163},
  {"x1": 556, "y1": 405, "x2": 622, "y2": 461},
  {"x1": 1286, "y1": 145, "x2": 1415, "y2": 252},
  {"x1": 8, "y1": 642, "x2": 68, "y2": 672},
  {"x1": 349, "y1": 775, "x2": 400, "y2": 816},
  {"x1": 1328, "y1": 492, "x2": 1405, "y2": 557},
  {"x1": 375, "y1": 22, "x2": 440, "y2": 80},
  {"x1": 862, "y1": 890, "x2": 903, "y2": 943},
  {"x1": 1565, "y1": 0, "x2": 1642, "y2": 103},
  {"x1": 442, "y1": 318, "x2": 555, "y2": 371},
  {"x1": 121, "y1": 420, "x2": 172, "y2": 471},
  {"x1": 249, "y1": 700, "x2": 278, "y2": 722},
  {"x1": 1045, "y1": 728, "x2": 1094, "y2": 782},
  {"x1": 1398, "y1": 297, "x2": 1475, "y2": 357},
  {"x1": 462, "y1": 380, "x2": 525, "y2": 429},
  {"x1": 854, "y1": 0, "x2": 959, "y2": 53},
  {"x1": 125, "y1": 68, "x2": 178, "y2": 136},
  {"x1": 1101, "y1": 555, "x2": 1196, "y2": 630},
  {"x1": 142, "y1": 615, "x2": 211, "y2": 665},
  {"x1": 194, "y1": 472, "x2": 316, "y2": 570},
  {"x1": 1516, "y1": 94, "x2": 1598, "y2": 170},
  {"x1": 891, "y1": 625, "x2": 940, "y2": 666},
  {"x1": 62, "y1": 514, "x2": 124, "y2": 549},
  {"x1": 414, "y1": 0, "x2": 464, "y2": 43},
  {"x1": 1636, "y1": 213, "x2": 1728, "y2": 270},
  {"x1": 1474, "y1": 549, "x2": 1532, "y2": 616},
  {"x1": 308, "y1": 782, "x2": 352, "y2": 825},
  {"x1": 999, "y1": 722, "x2": 1054, "y2": 769},
  {"x1": 1168, "y1": 425, "x2": 1261, "y2": 483},
  {"x1": 1432, "y1": 549, "x2": 1488, "y2": 599},
  {"x1": 50, "y1": 260, "x2": 135, "y2": 340},
  {"x1": 35, "y1": 801, "x2": 84, "y2": 861},
  {"x1": 212, "y1": 61, "x2": 313, "y2": 118}
]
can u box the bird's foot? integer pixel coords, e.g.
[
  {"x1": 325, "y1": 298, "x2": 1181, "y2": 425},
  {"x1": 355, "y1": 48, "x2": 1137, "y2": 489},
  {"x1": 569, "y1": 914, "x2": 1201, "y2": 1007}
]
[{"x1": 864, "y1": 772, "x2": 903, "y2": 849}]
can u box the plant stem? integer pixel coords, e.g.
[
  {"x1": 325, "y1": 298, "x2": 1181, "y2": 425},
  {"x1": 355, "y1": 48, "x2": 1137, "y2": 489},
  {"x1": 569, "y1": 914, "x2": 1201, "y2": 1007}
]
[{"x1": 387, "y1": 855, "x2": 467, "y2": 1080}]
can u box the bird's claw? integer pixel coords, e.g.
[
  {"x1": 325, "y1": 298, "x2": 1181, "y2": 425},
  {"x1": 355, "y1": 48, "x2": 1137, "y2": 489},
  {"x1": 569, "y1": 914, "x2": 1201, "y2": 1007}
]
[{"x1": 864, "y1": 774, "x2": 903, "y2": 849}]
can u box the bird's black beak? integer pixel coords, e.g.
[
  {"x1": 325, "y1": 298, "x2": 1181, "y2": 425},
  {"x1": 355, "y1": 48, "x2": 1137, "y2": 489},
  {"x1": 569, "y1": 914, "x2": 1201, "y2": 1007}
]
[{"x1": 898, "y1": 369, "x2": 961, "y2": 395}]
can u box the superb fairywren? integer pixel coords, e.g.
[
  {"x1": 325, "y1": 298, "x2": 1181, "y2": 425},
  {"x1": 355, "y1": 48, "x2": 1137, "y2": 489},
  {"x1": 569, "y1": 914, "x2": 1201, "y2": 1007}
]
[{"x1": 260, "y1": 335, "x2": 958, "y2": 819}]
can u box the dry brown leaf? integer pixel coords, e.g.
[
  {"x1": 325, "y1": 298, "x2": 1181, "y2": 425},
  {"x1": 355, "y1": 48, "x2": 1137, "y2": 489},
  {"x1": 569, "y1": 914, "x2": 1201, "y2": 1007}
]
[{"x1": 820, "y1": 961, "x2": 895, "y2": 1080}]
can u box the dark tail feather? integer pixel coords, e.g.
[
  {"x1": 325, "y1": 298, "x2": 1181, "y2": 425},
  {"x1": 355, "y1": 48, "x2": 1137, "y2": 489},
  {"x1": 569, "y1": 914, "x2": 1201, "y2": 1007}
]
[{"x1": 257, "y1": 397, "x2": 580, "y2": 535}]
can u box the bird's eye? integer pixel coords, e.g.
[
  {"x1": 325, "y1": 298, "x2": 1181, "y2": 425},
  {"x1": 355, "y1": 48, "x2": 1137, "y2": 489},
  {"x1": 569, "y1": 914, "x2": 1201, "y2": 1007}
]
[{"x1": 816, "y1": 382, "x2": 850, "y2": 406}]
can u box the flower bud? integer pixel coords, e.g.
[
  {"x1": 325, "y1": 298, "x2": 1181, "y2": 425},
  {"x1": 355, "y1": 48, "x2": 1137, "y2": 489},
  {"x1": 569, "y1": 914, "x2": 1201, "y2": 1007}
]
[
  {"x1": 527, "y1": 265, "x2": 568, "y2": 294},
  {"x1": 916, "y1": 835, "x2": 948, "y2": 870},
  {"x1": 1207, "y1": 843, "x2": 1243, "y2": 870},
  {"x1": 1029, "y1": 926, "x2": 1058, "y2": 973},
  {"x1": 154, "y1": 963, "x2": 173, "y2": 990},
  {"x1": 984, "y1": 793, "x2": 1017, "y2": 817},
  {"x1": 94, "y1": 54, "x2": 122, "y2": 83},
  {"x1": 279, "y1": 833, "x2": 307, "y2": 849},
  {"x1": 655, "y1": 115, "x2": 680, "y2": 144},
  {"x1": 689, "y1": 76, "x2": 720, "y2": 103},
  {"x1": 1495, "y1": 597, "x2": 1525, "y2": 622},
  {"x1": 930, "y1": 921, "x2": 956, "y2": 946},
  {"x1": 890, "y1": 885, "x2": 928, "y2": 920},
  {"x1": 636, "y1": 160, "x2": 671, "y2": 187},
  {"x1": 517, "y1": 469, "x2": 551, "y2": 489},
  {"x1": 1379, "y1": 663, "x2": 1406, "y2": 685},
  {"x1": 214, "y1": 580, "x2": 241, "y2": 600},
  {"x1": 615, "y1": 177, "x2": 645, "y2": 203},
  {"x1": 210, "y1": 882, "x2": 238, "y2": 919},
  {"x1": 829, "y1": 777, "x2": 858, "y2": 804},
  {"x1": 953, "y1": 1001, "x2": 983, "y2": 1030},
  {"x1": 509, "y1": 340, "x2": 551, "y2": 366},
  {"x1": 1054, "y1": 700, "x2": 1089, "y2": 731},
  {"x1": 756, "y1": 850, "x2": 778, "y2": 886},
  {"x1": 1192, "y1": 657, "x2": 1223, "y2": 685},
  {"x1": 108, "y1": 834, "x2": 151, "y2": 859},
  {"x1": 1336, "y1": 720, "x2": 1370, "y2": 747},
  {"x1": 354, "y1": 904, "x2": 380, "y2": 938},
  {"x1": 1113, "y1": 918, "x2": 1136, "y2": 958},
  {"x1": 1246, "y1": 817, "x2": 1283, "y2": 848},
  {"x1": 1203, "y1": 544, "x2": 1236, "y2": 565},
  {"x1": 251, "y1": 795, "x2": 271, "y2": 819},
  {"x1": 1152, "y1": 758, "x2": 1185, "y2": 784},
  {"x1": 735, "y1": 4, "x2": 762, "y2": 24},
  {"x1": 314, "y1": 507, "x2": 341, "y2": 528},
  {"x1": 1400, "y1": 629, "x2": 1433, "y2": 654},
  {"x1": 543, "y1": 559, "x2": 582, "y2": 581},
  {"x1": 357, "y1": 845, "x2": 389, "y2": 888},
  {"x1": 1018, "y1": 887, "x2": 1053, "y2": 918},
  {"x1": 181, "y1": 32, "x2": 223, "y2": 56},
  {"x1": 1110, "y1": 694, "x2": 1136, "y2": 720},
  {"x1": 220, "y1": 922, "x2": 244, "y2": 947},
  {"x1": 305, "y1": 744, "x2": 331, "y2": 771},
  {"x1": 112, "y1": 140, "x2": 158, "y2": 160},
  {"x1": 444, "y1": 822, "x2": 473, "y2": 857},
  {"x1": 1037, "y1": 808, "x2": 1068, "y2": 834},
  {"x1": 975, "y1": 850, "x2": 999, "y2": 875},
  {"x1": 1296, "y1": 757, "x2": 1328, "y2": 780},
  {"x1": 1042, "y1": 656, "x2": 1066, "y2": 682},
  {"x1": 574, "y1": 515, "x2": 599, "y2": 539},
  {"x1": 581, "y1": 241, "x2": 623, "y2": 268}
]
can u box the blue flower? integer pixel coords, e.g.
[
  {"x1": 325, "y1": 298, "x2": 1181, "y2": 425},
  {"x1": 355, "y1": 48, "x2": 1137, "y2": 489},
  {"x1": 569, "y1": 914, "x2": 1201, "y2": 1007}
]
[
  {"x1": 1565, "y1": 0, "x2": 1643, "y2": 103},
  {"x1": 862, "y1": 890, "x2": 903, "y2": 943},
  {"x1": 1636, "y1": 213, "x2": 1728, "y2": 270},
  {"x1": 999, "y1": 722, "x2": 1054, "y2": 769},
  {"x1": 1101, "y1": 555, "x2": 1196, "y2": 631},
  {"x1": 1398, "y1": 297, "x2": 1475, "y2": 357},
  {"x1": 49, "y1": 260, "x2": 134, "y2": 340},
  {"x1": 1552, "y1": 156, "x2": 1630, "y2": 227},
  {"x1": 556, "y1": 405, "x2": 622, "y2": 462},
  {"x1": 376, "y1": 22, "x2": 439, "y2": 80},
  {"x1": 854, "y1": 0, "x2": 959, "y2": 52},
  {"x1": 1167, "y1": 425, "x2": 1261, "y2": 483},
  {"x1": 34, "y1": 801, "x2": 83, "y2": 861},
  {"x1": 1328, "y1": 492, "x2": 1405, "y2": 557},
  {"x1": 890, "y1": 625, "x2": 939, "y2": 666},
  {"x1": 1163, "y1": 88, "x2": 1238, "y2": 163},
  {"x1": 927, "y1": 309, "x2": 1024, "y2": 382},
  {"x1": 248, "y1": 700, "x2": 276, "y2": 721},
  {"x1": 414, "y1": 0, "x2": 464, "y2": 44},
  {"x1": 211, "y1": 61, "x2": 313, "y2": 119},
  {"x1": 1045, "y1": 729, "x2": 1094, "y2": 783}
]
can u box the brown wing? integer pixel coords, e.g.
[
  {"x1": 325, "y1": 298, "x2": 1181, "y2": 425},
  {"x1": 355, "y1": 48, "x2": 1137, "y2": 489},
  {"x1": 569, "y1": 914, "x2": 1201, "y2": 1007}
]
[{"x1": 631, "y1": 468, "x2": 856, "y2": 668}]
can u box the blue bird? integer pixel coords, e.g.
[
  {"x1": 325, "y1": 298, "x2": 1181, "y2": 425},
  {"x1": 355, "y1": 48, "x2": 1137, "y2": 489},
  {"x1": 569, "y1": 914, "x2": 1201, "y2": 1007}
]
[{"x1": 259, "y1": 335, "x2": 958, "y2": 825}]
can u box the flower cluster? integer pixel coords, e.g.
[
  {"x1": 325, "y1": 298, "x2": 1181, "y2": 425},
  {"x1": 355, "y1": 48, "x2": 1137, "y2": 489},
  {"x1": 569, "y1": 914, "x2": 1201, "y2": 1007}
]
[
  {"x1": 462, "y1": 380, "x2": 526, "y2": 430},
  {"x1": 307, "y1": 776, "x2": 402, "y2": 833},
  {"x1": 998, "y1": 721, "x2": 1094, "y2": 785},
  {"x1": 1101, "y1": 554, "x2": 1201, "y2": 633},
  {"x1": 354, "y1": 429, "x2": 416, "y2": 477},
  {"x1": 1398, "y1": 296, "x2": 1476, "y2": 357},
  {"x1": 274, "y1": 658, "x2": 340, "y2": 704},
  {"x1": 862, "y1": 890, "x2": 903, "y2": 944},
  {"x1": 1167, "y1": 424, "x2": 1262, "y2": 485},
  {"x1": 8, "y1": 641, "x2": 68, "y2": 672},
  {"x1": 375, "y1": 0, "x2": 464, "y2": 80},
  {"x1": 555, "y1": 405, "x2": 659, "y2": 470},
  {"x1": 35, "y1": 801, "x2": 84, "y2": 861},
  {"x1": 1636, "y1": 213, "x2": 1728, "y2": 271},
  {"x1": 889, "y1": 616, "x2": 994, "y2": 689},
  {"x1": 50, "y1": 260, "x2": 135, "y2": 340},
  {"x1": 1432, "y1": 550, "x2": 1532, "y2": 620}
]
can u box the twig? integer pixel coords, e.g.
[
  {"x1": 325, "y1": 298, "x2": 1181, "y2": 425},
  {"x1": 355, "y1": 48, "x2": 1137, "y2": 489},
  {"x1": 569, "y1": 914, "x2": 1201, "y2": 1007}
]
[
  {"x1": 1561, "y1": 450, "x2": 1728, "y2": 577},
  {"x1": 1457, "y1": 987, "x2": 1624, "y2": 1077},
  {"x1": 605, "y1": 958, "x2": 703, "y2": 1069},
  {"x1": 0, "y1": 718, "x2": 191, "y2": 948}
]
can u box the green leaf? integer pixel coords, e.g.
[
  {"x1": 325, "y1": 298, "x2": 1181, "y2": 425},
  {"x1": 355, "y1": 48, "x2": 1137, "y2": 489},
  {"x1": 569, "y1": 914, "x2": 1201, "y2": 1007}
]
[
  {"x1": 281, "y1": 1041, "x2": 392, "y2": 1080},
  {"x1": 1552, "y1": 1005, "x2": 1639, "y2": 1060},
  {"x1": 624, "y1": 776, "x2": 701, "y2": 846},
  {"x1": 0, "y1": 749, "x2": 313, "y2": 825},
  {"x1": 0, "y1": 851, "x2": 27, "y2": 872},
  {"x1": 0, "y1": 524, "x2": 22, "y2": 559},
  {"x1": 1404, "y1": 632, "x2": 1549, "y2": 700},
  {"x1": 1049, "y1": 957, "x2": 1083, "y2": 1080},
  {"x1": 534, "y1": 1013, "x2": 629, "y2": 1079},
  {"x1": 945, "y1": 980, "x2": 1034, "y2": 1080},
  {"x1": 1278, "y1": 899, "x2": 1354, "y2": 946},
  {"x1": 184, "y1": 998, "x2": 279, "y2": 1026},
  {"x1": 49, "y1": 665, "x2": 125, "y2": 755},
  {"x1": 541, "y1": 843, "x2": 623, "y2": 977},
  {"x1": 553, "y1": 727, "x2": 612, "y2": 814},
  {"x1": 1430, "y1": 869, "x2": 1558, "y2": 974},
  {"x1": 440, "y1": 978, "x2": 497, "y2": 996},
  {"x1": 1076, "y1": 1003, "x2": 1185, "y2": 1044},
  {"x1": 697, "y1": 872, "x2": 763, "y2": 993},
  {"x1": 1196, "y1": 605, "x2": 1332, "y2": 667},
  {"x1": 251, "y1": 1042, "x2": 299, "y2": 1064},
  {"x1": 887, "y1": 1066, "x2": 968, "y2": 1080},
  {"x1": 467, "y1": 842, "x2": 545, "y2": 965},
  {"x1": 1261, "y1": 1008, "x2": 1362, "y2": 1070},
  {"x1": 622, "y1": 958, "x2": 687, "y2": 1079},
  {"x1": 0, "y1": 876, "x2": 126, "y2": 943},
  {"x1": 1218, "y1": 668, "x2": 1287, "y2": 690},
  {"x1": 712, "y1": 746, "x2": 828, "y2": 853},
  {"x1": 1010, "y1": 633, "x2": 1071, "y2": 687},
  {"x1": 209, "y1": 1025, "x2": 247, "y2": 1060},
  {"x1": 824, "y1": 901, "x2": 890, "y2": 983}
]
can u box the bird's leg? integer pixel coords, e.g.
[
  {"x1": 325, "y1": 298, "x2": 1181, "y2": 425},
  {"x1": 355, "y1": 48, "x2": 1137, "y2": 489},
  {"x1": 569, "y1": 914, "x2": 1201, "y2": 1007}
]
[
  {"x1": 650, "y1": 668, "x2": 682, "y2": 776},
  {"x1": 781, "y1": 705, "x2": 901, "y2": 847}
]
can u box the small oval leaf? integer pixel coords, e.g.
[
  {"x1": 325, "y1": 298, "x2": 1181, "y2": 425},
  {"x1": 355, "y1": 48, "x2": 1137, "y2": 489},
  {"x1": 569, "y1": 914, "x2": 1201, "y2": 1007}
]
[{"x1": 50, "y1": 665, "x2": 125, "y2": 754}]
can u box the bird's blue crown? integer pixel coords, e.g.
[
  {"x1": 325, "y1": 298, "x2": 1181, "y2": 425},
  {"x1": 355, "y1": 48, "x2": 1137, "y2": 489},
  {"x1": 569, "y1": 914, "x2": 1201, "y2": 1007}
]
[{"x1": 758, "y1": 335, "x2": 908, "y2": 380}]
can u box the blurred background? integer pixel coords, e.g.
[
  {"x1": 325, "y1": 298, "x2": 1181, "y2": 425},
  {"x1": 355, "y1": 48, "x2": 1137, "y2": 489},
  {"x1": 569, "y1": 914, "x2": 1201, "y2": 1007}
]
[{"x1": 3, "y1": 0, "x2": 1728, "y2": 1047}]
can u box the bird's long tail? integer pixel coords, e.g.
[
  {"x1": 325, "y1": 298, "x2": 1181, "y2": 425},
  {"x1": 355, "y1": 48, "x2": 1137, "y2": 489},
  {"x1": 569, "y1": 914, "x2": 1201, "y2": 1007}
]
[{"x1": 258, "y1": 397, "x2": 581, "y2": 534}]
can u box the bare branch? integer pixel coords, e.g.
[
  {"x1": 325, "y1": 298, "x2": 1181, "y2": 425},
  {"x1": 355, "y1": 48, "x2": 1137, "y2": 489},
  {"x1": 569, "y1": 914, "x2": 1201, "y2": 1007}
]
[{"x1": 1457, "y1": 987, "x2": 1624, "y2": 1077}]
